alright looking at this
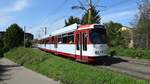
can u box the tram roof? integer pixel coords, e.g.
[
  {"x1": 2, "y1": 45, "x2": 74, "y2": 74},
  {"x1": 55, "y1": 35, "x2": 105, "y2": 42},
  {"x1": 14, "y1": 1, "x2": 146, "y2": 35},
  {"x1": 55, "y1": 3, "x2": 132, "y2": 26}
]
[
  {"x1": 38, "y1": 24, "x2": 105, "y2": 40},
  {"x1": 51, "y1": 23, "x2": 105, "y2": 36},
  {"x1": 78, "y1": 24, "x2": 105, "y2": 30},
  {"x1": 51, "y1": 23, "x2": 78, "y2": 36},
  {"x1": 38, "y1": 34, "x2": 50, "y2": 40}
]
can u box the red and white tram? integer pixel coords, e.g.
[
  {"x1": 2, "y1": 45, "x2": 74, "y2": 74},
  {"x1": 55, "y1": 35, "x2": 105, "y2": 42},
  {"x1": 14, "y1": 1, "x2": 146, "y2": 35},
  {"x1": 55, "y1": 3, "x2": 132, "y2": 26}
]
[{"x1": 37, "y1": 23, "x2": 108, "y2": 62}]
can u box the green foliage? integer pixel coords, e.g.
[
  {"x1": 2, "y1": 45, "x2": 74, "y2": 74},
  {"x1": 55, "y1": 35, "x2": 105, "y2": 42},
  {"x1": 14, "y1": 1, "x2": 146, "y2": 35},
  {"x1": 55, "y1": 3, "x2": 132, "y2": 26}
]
[
  {"x1": 109, "y1": 47, "x2": 150, "y2": 59},
  {"x1": 4, "y1": 23, "x2": 24, "y2": 50},
  {"x1": 25, "y1": 39, "x2": 32, "y2": 48},
  {"x1": 121, "y1": 29, "x2": 132, "y2": 48},
  {"x1": 65, "y1": 16, "x2": 81, "y2": 26},
  {"x1": 5, "y1": 47, "x2": 148, "y2": 84},
  {"x1": 105, "y1": 21, "x2": 124, "y2": 47},
  {"x1": 108, "y1": 49, "x2": 116, "y2": 57},
  {"x1": 71, "y1": 0, "x2": 101, "y2": 24}
]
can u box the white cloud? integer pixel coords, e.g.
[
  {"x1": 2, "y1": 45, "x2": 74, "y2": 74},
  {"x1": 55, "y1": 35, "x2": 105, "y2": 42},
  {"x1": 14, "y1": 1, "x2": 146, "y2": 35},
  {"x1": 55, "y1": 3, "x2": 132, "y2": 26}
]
[
  {"x1": 2, "y1": 0, "x2": 29, "y2": 13},
  {"x1": 0, "y1": 0, "x2": 29, "y2": 30},
  {"x1": 9, "y1": 0, "x2": 29, "y2": 12}
]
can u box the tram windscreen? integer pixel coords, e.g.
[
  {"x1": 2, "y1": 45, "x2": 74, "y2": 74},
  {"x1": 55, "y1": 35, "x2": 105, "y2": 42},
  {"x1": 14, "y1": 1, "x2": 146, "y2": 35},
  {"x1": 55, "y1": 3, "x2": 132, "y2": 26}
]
[{"x1": 90, "y1": 29, "x2": 107, "y2": 44}]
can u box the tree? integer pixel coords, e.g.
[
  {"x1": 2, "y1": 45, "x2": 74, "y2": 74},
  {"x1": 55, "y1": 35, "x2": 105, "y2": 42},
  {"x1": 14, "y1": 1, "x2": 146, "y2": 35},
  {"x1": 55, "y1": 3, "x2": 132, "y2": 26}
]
[
  {"x1": 81, "y1": 6, "x2": 101, "y2": 24},
  {"x1": 105, "y1": 21, "x2": 123, "y2": 47},
  {"x1": 72, "y1": 0, "x2": 101, "y2": 24},
  {"x1": 4, "y1": 23, "x2": 24, "y2": 50},
  {"x1": 65, "y1": 16, "x2": 81, "y2": 26},
  {"x1": 133, "y1": 0, "x2": 150, "y2": 48}
]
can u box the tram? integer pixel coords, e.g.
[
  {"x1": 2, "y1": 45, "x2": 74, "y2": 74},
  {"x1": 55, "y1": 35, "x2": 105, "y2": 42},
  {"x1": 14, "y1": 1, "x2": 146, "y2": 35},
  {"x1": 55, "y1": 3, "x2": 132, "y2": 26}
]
[{"x1": 37, "y1": 23, "x2": 108, "y2": 62}]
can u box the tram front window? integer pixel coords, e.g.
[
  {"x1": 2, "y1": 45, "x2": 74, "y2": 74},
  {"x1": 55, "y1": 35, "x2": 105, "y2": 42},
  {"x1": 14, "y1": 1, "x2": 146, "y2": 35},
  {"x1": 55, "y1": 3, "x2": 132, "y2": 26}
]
[{"x1": 90, "y1": 29, "x2": 107, "y2": 44}]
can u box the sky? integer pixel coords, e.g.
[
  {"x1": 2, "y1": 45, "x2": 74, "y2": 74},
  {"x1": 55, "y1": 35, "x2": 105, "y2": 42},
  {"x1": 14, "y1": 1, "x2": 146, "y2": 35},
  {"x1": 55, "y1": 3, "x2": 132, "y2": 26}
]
[{"x1": 0, "y1": 0, "x2": 138, "y2": 38}]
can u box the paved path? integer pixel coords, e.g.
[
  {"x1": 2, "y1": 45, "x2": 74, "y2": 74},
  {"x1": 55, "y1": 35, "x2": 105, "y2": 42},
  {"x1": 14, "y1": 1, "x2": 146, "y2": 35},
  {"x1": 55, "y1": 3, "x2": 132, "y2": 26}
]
[
  {"x1": 104, "y1": 61, "x2": 150, "y2": 80},
  {"x1": 95, "y1": 56, "x2": 150, "y2": 80},
  {"x1": 0, "y1": 58, "x2": 59, "y2": 84}
]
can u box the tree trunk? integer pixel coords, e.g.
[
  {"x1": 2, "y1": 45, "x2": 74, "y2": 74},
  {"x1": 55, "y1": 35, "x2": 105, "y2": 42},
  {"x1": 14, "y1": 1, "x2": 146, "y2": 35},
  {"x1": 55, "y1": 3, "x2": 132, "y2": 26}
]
[{"x1": 146, "y1": 32, "x2": 149, "y2": 49}]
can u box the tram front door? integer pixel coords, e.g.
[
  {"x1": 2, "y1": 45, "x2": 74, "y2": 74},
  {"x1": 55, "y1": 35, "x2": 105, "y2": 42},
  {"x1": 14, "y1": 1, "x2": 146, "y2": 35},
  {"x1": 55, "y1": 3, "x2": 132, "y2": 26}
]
[{"x1": 75, "y1": 31, "x2": 87, "y2": 61}]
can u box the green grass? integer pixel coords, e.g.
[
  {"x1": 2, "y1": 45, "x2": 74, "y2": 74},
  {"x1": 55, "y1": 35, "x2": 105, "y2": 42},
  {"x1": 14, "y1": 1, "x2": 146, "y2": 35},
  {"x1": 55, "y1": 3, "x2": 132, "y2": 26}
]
[
  {"x1": 109, "y1": 47, "x2": 150, "y2": 60},
  {"x1": 5, "y1": 47, "x2": 149, "y2": 84}
]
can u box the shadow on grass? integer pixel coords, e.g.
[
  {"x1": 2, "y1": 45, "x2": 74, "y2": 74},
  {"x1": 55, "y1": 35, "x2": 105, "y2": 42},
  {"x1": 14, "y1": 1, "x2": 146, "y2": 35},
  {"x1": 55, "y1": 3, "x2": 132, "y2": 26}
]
[{"x1": 0, "y1": 57, "x2": 20, "y2": 81}]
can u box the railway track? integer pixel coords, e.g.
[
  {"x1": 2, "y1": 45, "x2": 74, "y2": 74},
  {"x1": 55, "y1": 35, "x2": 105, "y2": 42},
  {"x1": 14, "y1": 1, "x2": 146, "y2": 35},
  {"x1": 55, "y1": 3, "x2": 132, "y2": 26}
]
[{"x1": 93, "y1": 57, "x2": 150, "y2": 80}]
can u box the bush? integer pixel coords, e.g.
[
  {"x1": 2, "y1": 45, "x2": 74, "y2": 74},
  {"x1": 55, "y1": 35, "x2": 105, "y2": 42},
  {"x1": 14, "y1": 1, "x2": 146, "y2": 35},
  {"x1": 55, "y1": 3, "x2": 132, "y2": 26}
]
[
  {"x1": 109, "y1": 47, "x2": 150, "y2": 59},
  {"x1": 4, "y1": 23, "x2": 24, "y2": 49}
]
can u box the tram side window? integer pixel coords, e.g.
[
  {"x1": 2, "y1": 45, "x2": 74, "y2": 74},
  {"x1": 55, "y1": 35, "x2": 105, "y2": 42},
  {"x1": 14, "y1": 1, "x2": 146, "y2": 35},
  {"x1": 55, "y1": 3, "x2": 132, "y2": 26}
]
[
  {"x1": 44, "y1": 39, "x2": 46, "y2": 44},
  {"x1": 40, "y1": 40, "x2": 42, "y2": 44},
  {"x1": 76, "y1": 34, "x2": 79, "y2": 50},
  {"x1": 39, "y1": 40, "x2": 41, "y2": 44},
  {"x1": 58, "y1": 35, "x2": 62, "y2": 44},
  {"x1": 42, "y1": 40, "x2": 44, "y2": 44},
  {"x1": 38, "y1": 40, "x2": 40, "y2": 44},
  {"x1": 44, "y1": 39, "x2": 46, "y2": 46},
  {"x1": 83, "y1": 33, "x2": 87, "y2": 51},
  {"x1": 62, "y1": 34, "x2": 67, "y2": 44},
  {"x1": 46, "y1": 38, "x2": 49, "y2": 44},
  {"x1": 52, "y1": 36, "x2": 54, "y2": 44},
  {"x1": 68, "y1": 33, "x2": 74, "y2": 44}
]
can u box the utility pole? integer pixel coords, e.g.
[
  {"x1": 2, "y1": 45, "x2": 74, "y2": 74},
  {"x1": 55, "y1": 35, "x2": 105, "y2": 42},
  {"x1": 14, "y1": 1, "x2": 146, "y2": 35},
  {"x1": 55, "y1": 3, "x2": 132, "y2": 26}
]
[
  {"x1": 88, "y1": 0, "x2": 92, "y2": 24},
  {"x1": 45, "y1": 27, "x2": 47, "y2": 36},
  {"x1": 24, "y1": 26, "x2": 26, "y2": 47},
  {"x1": 40, "y1": 27, "x2": 47, "y2": 36},
  {"x1": 44, "y1": 27, "x2": 47, "y2": 47}
]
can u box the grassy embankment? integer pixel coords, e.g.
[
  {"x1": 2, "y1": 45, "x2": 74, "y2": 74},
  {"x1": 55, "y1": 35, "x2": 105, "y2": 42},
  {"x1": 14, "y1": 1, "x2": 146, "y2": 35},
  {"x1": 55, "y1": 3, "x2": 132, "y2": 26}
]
[
  {"x1": 109, "y1": 47, "x2": 150, "y2": 60},
  {"x1": 5, "y1": 47, "x2": 149, "y2": 84}
]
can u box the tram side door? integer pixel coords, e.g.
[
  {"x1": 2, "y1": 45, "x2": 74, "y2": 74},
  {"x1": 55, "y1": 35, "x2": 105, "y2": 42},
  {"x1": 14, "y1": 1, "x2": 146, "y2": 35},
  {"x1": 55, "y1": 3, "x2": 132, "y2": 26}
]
[{"x1": 75, "y1": 32, "x2": 83, "y2": 60}]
